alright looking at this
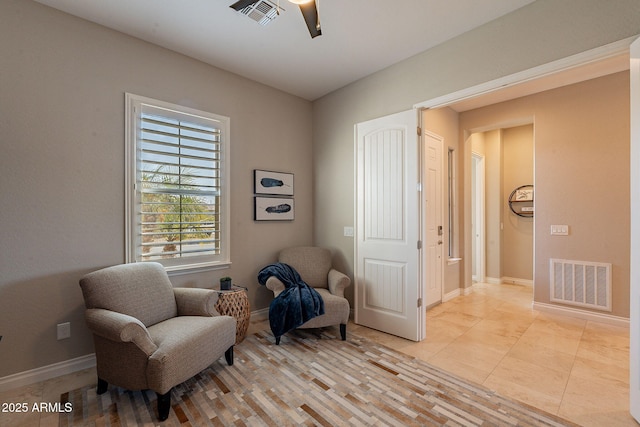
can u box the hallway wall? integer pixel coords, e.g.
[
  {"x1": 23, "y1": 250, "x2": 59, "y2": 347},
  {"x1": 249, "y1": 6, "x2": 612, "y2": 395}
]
[{"x1": 502, "y1": 125, "x2": 534, "y2": 283}]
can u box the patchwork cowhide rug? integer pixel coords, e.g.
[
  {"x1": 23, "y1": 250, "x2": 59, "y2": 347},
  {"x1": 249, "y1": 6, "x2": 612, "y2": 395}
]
[{"x1": 59, "y1": 328, "x2": 577, "y2": 426}]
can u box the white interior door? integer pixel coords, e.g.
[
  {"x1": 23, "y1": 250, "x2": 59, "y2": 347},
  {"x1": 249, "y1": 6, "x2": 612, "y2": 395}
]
[
  {"x1": 355, "y1": 109, "x2": 424, "y2": 341},
  {"x1": 629, "y1": 36, "x2": 640, "y2": 423},
  {"x1": 472, "y1": 152, "x2": 485, "y2": 283},
  {"x1": 424, "y1": 131, "x2": 443, "y2": 306}
]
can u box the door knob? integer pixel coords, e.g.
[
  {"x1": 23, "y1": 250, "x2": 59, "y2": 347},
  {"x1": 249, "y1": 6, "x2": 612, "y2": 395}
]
[{"x1": 438, "y1": 240, "x2": 443, "y2": 245}]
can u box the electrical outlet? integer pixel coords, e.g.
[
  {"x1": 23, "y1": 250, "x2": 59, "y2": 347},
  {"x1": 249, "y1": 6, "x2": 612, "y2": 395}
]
[{"x1": 57, "y1": 322, "x2": 71, "y2": 340}]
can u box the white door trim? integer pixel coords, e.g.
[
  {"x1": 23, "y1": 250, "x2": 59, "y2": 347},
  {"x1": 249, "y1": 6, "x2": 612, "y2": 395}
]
[{"x1": 629, "y1": 35, "x2": 640, "y2": 423}]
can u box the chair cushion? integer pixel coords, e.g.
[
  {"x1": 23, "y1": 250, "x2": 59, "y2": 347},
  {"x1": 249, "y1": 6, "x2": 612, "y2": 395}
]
[
  {"x1": 298, "y1": 288, "x2": 350, "y2": 328},
  {"x1": 80, "y1": 262, "x2": 177, "y2": 327},
  {"x1": 146, "y1": 315, "x2": 237, "y2": 394}
]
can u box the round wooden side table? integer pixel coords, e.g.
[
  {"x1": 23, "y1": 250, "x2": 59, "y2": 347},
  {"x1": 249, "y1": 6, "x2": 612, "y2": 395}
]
[{"x1": 214, "y1": 285, "x2": 250, "y2": 344}]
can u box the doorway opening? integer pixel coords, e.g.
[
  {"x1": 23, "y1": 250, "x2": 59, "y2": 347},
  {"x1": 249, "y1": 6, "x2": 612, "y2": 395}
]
[
  {"x1": 468, "y1": 125, "x2": 534, "y2": 288},
  {"x1": 417, "y1": 41, "x2": 628, "y2": 301}
]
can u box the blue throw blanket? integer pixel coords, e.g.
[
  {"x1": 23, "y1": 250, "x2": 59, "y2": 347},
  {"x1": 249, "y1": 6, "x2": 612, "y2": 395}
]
[{"x1": 258, "y1": 263, "x2": 325, "y2": 340}]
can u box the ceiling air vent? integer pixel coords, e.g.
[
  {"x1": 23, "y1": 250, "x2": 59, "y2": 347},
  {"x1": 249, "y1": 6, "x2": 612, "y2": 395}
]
[{"x1": 237, "y1": 0, "x2": 282, "y2": 26}]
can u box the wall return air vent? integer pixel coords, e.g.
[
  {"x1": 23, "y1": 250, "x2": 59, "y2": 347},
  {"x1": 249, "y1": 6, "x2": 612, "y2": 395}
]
[
  {"x1": 236, "y1": 0, "x2": 282, "y2": 26},
  {"x1": 550, "y1": 258, "x2": 612, "y2": 312}
]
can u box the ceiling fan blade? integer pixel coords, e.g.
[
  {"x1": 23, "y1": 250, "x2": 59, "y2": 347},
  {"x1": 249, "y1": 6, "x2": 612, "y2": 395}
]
[
  {"x1": 299, "y1": 1, "x2": 321, "y2": 38},
  {"x1": 230, "y1": 0, "x2": 258, "y2": 11}
]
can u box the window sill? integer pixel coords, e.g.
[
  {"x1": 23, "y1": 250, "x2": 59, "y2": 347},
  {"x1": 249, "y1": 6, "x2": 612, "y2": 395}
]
[
  {"x1": 166, "y1": 261, "x2": 232, "y2": 277},
  {"x1": 447, "y1": 258, "x2": 462, "y2": 265}
]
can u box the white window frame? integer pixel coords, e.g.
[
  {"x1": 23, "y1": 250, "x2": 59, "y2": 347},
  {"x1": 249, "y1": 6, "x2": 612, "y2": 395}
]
[{"x1": 125, "y1": 93, "x2": 231, "y2": 273}]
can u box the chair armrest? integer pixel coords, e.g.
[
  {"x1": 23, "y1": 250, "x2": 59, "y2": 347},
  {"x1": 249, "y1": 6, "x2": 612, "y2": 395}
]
[
  {"x1": 265, "y1": 276, "x2": 286, "y2": 297},
  {"x1": 174, "y1": 288, "x2": 220, "y2": 316},
  {"x1": 328, "y1": 269, "x2": 350, "y2": 298},
  {"x1": 84, "y1": 308, "x2": 158, "y2": 356}
]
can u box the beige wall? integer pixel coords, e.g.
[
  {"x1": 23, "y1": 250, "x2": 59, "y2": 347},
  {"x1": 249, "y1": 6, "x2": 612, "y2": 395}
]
[
  {"x1": 502, "y1": 125, "x2": 534, "y2": 282},
  {"x1": 459, "y1": 72, "x2": 630, "y2": 317},
  {"x1": 484, "y1": 130, "x2": 504, "y2": 281},
  {"x1": 313, "y1": 0, "x2": 637, "y2": 317},
  {"x1": 0, "y1": 1, "x2": 313, "y2": 377}
]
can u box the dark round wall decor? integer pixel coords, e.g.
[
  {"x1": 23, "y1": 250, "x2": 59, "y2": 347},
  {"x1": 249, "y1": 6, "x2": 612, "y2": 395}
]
[{"x1": 508, "y1": 184, "x2": 534, "y2": 217}]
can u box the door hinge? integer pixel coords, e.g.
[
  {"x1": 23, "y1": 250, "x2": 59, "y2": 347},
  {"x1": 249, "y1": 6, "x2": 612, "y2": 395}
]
[
  {"x1": 417, "y1": 240, "x2": 422, "y2": 250},
  {"x1": 417, "y1": 298, "x2": 423, "y2": 308},
  {"x1": 417, "y1": 126, "x2": 422, "y2": 136}
]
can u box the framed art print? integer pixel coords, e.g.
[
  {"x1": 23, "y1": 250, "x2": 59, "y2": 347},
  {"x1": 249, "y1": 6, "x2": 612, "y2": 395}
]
[
  {"x1": 515, "y1": 187, "x2": 534, "y2": 201},
  {"x1": 254, "y1": 196, "x2": 294, "y2": 221},
  {"x1": 254, "y1": 170, "x2": 294, "y2": 196}
]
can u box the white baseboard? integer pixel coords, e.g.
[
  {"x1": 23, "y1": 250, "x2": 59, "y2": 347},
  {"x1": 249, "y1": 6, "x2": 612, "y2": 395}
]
[
  {"x1": 533, "y1": 302, "x2": 629, "y2": 328},
  {"x1": 251, "y1": 307, "x2": 269, "y2": 322},
  {"x1": 255, "y1": 306, "x2": 356, "y2": 322},
  {"x1": 0, "y1": 354, "x2": 96, "y2": 393},
  {"x1": 501, "y1": 276, "x2": 534, "y2": 287},
  {"x1": 443, "y1": 289, "x2": 461, "y2": 302},
  {"x1": 480, "y1": 276, "x2": 533, "y2": 287},
  {"x1": 0, "y1": 309, "x2": 275, "y2": 393}
]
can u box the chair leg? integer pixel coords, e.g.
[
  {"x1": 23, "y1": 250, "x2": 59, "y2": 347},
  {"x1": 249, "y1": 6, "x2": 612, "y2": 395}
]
[
  {"x1": 96, "y1": 378, "x2": 108, "y2": 395},
  {"x1": 157, "y1": 391, "x2": 171, "y2": 421},
  {"x1": 276, "y1": 336, "x2": 281, "y2": 345},
  {"x1": 225, "y1": 345, "x2": 234, "y2": 366},
  {"x1": 340, "y1": 324, "x2": 347, "y2": 341}
]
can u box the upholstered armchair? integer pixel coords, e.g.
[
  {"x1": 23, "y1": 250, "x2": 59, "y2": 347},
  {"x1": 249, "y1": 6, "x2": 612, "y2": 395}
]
[
  {"x1": 265, "y1": 246, "x2": 351, "y2": 344},
  {"x1": 79, "y1": 262, "x2": 237, "y2": 421}
]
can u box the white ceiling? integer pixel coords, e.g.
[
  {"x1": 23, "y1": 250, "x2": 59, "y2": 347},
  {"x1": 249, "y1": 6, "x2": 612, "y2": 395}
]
[{"x1": 34, "y1": 0, "x2": 535, "y2": 101}]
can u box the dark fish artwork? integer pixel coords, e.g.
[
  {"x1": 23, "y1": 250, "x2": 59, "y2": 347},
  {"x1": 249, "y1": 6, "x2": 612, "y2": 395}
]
[
  {"x1": 266, "y1": 203, "x2": 291, "y2": 213},
  {"x1": 261, "y1": 178, "x2": 285, "y2": 188}
]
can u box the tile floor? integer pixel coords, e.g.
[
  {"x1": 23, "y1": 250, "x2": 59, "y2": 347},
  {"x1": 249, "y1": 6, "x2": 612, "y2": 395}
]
[
  {"x1": 0, "y1": 282, "x2": 634, "y2": 426},
  {"x1": 351, "y1": 282, "x2": 635, "y2": 427}
]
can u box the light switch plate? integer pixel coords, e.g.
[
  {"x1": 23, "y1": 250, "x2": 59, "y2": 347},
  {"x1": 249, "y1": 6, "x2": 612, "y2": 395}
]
[
  {"x1": 550, "y1": 225, "x2": 569, "y2": 235},
  {"x1": 344, "y1": 226, "x2": 354, "y2": 237}
]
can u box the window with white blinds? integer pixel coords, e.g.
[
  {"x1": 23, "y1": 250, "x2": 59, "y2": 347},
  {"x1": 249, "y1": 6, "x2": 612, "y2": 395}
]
[{"x1": 125, "y1": 94, "x2": 230, "y2": 271}]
